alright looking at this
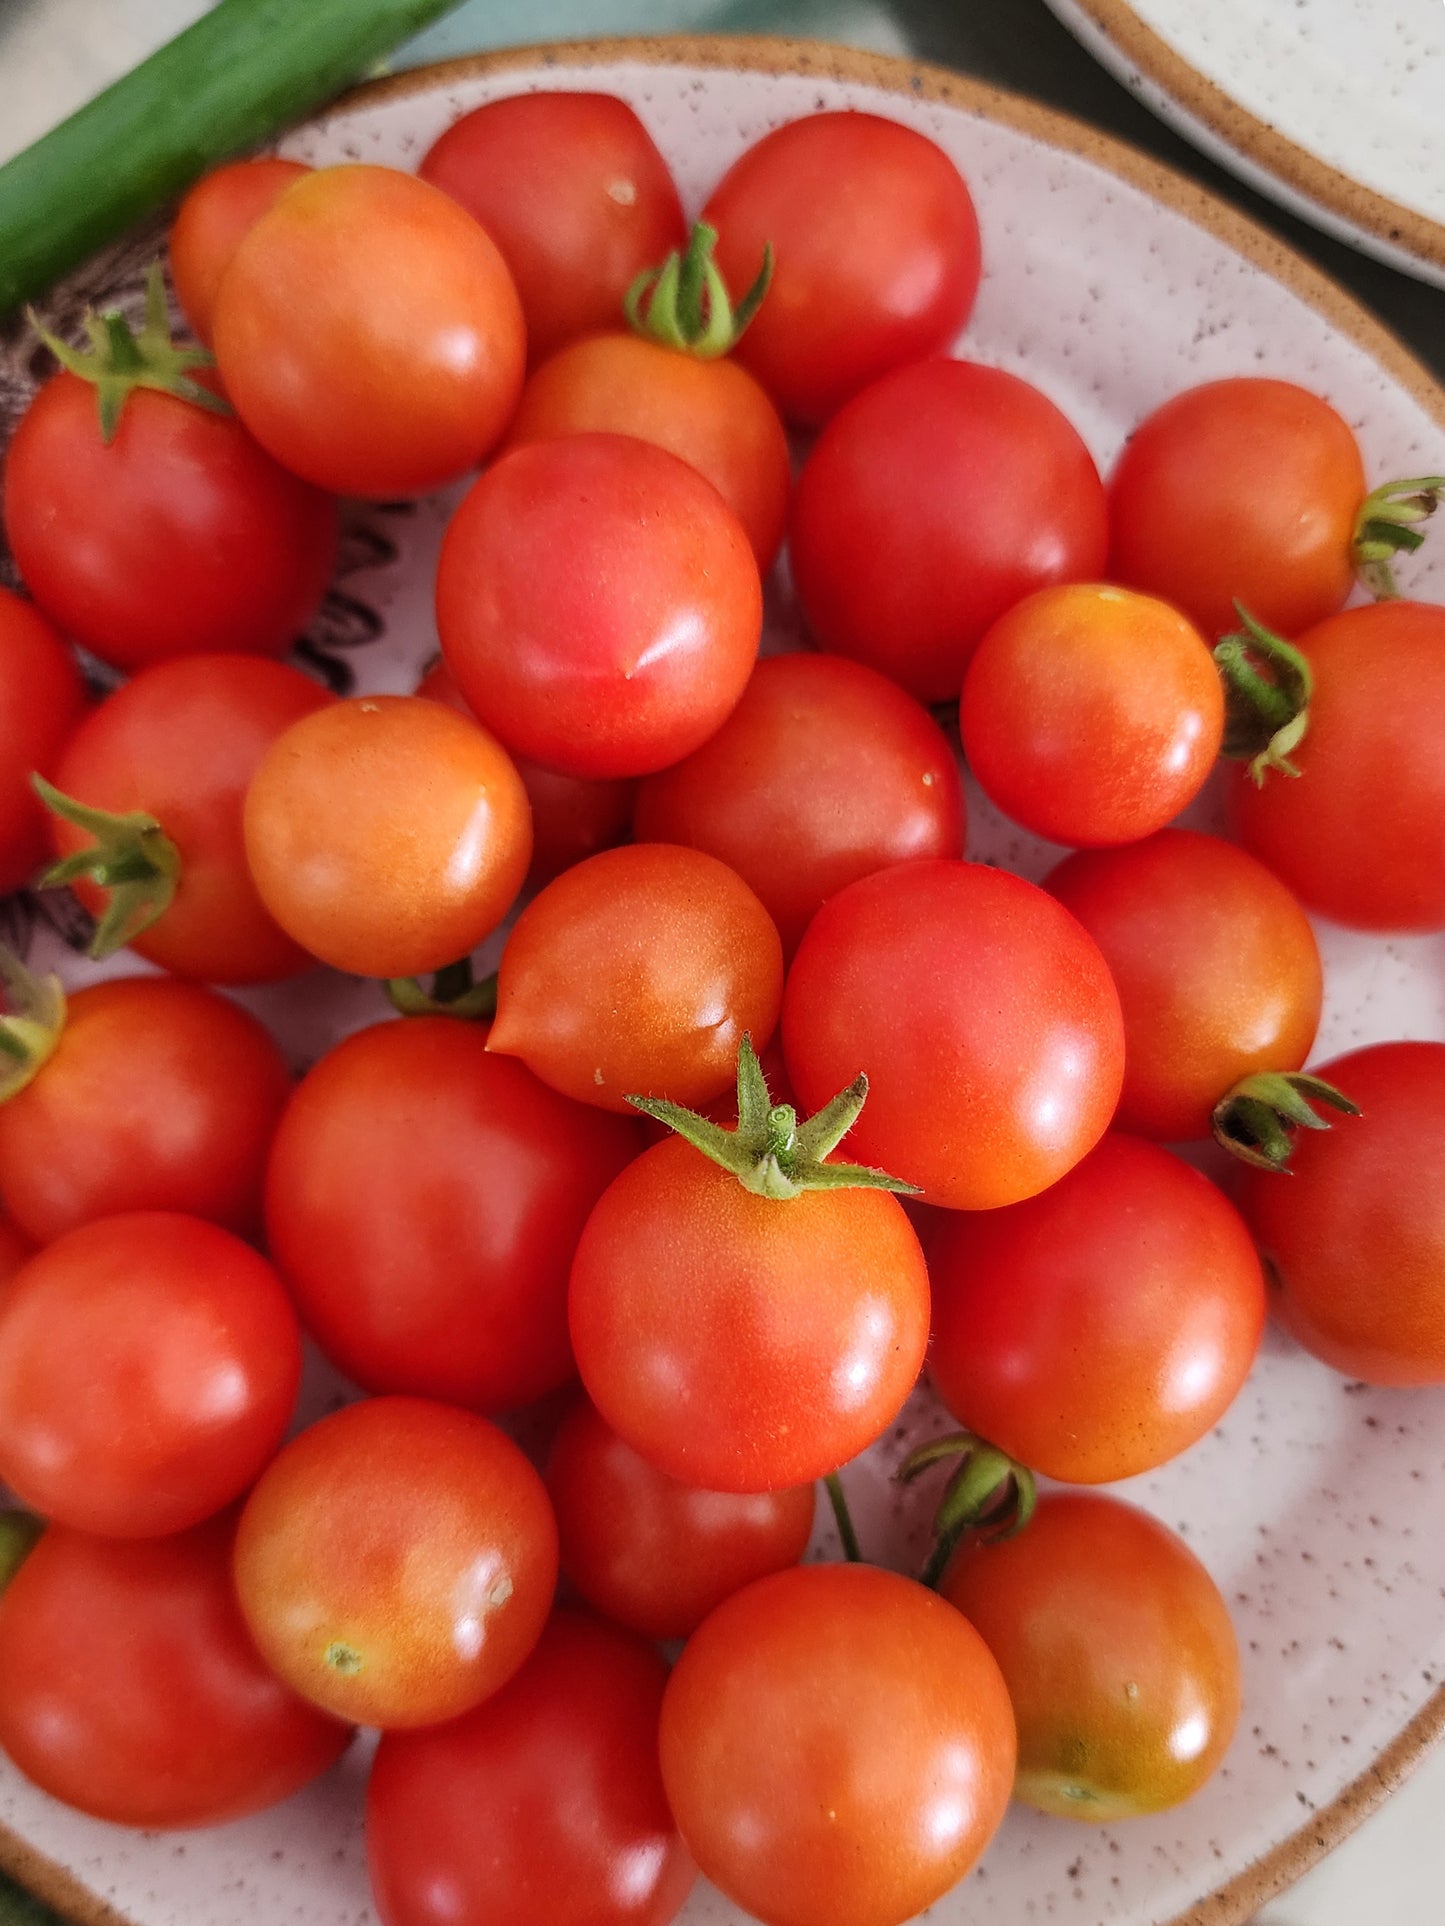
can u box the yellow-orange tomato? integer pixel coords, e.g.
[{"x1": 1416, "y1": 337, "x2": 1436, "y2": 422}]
[{"x1": 169, "y1": 158, "x2": 312, "y2": 346}]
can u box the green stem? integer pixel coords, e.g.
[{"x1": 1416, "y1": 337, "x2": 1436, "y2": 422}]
[
  {"x1": 0, "y1": 946, "x2": 67, "y2": 1103},
  {"x1": 897, "y1": 1430, "x2": 1038, "y2": 1589},
  {"x1": 1354, "y1": 476, "x2": 1445, "y2": 599},
  {"x1": 624, "y1": 221, "x2": 773, "y2": 360},
  {"x1": 823, "y1": 1472, "x2": 862, "y2": 1564},
  {"x1": 1212, "y1": 1070, "x2": 1360, "y2": 1173},
  {"x1": 1213, "y1": 603, "x2": 1314, "y2": 784},
  {"x1": 32, "y1": 775, "x2": 180, "y2": 960},
  {"x1": 0, "y1": 1512, "x2": 43, "y2": 1597},
  {"x1": 385, "y1": 960, "x2": 497, "y2": 1020}
]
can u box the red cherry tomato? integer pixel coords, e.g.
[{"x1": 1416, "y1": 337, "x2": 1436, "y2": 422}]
[
  {"x1": 659, "y1": 1563, "x2": 1015, "y2": 1926},
  {"x1": 790, "y1": 358, "x2": 1109, "y2": 700},
  {"x1": 420, "y1": 92, "x2": 685, "y2": 366},
  {"x1": 265, "y1": 1017, "x2": 638, "y2": 1411},
  {"x1": 703, "y1": 113, "x2": 981, "y2": 426},
  {"x1": 0, "y1": 1212, "x2": 301, "y2": 1537},
  {"x1": 0, "y1": 1515, "x2": 350, "y2": 1828},
  {"x1": 633, "y1": 652, "x2": 965, "y2": 954},
  {"x1": 783, "y1": 860, "x2": 1124, "y2": 1208},
  {"x1": 961, "y1": 584, "x2": 1224, "y2": 846},
  {"x1": 1235, "y1": 1041, "x2": 1445, "y2": 1383},
  {"x1": 942, "y1": 1493, "x2": 1241, "y2": 1821},
  {"x1": 1109, "y1": 377, "x2": 1367, "y2": 639},
  {"x1": 213, "y1": 165, "x2": 525, "y2": 497},
  {"x1": 233, "y1": 1396, "x2": 558, "y2": 1729},
  {"x1": 169, "y1": 157, "x2": 312, "y2": 346},
  {"x1": 436, "y1": 434, "x2": 761, "y2": 780},
  {"x1": 0, "y1": 587, "x2": 85, "y2": 897},
  {"x1": 367, "y1": 1609, "x2": 696, "y2": 1926},
  {"x1": 929, "y1": 1134, "x2": 1266, "y2": 1483},
  {"x1": 1048, "y1": 830, "x2": 1322, "y2": 1141},
  {"x1": 545, "y1": 1397, "x2": 816, "y2": 1639}
]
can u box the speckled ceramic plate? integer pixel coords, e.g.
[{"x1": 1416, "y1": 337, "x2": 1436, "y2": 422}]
[
  {"x1": 1042, "y1": 0, "x2": 1445, "y2": 288},
  {"x1": 3, "y1": 33, "x2": 1445, "y2": 1926}
]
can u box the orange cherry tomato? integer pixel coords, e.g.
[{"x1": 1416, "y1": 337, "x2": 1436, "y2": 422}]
[{"x1": 169, "y1": 157, "x2": 312, "y2": 346}]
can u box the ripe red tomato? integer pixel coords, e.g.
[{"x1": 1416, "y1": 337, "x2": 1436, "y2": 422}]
[
  {"x1": 942, "y1": 1493, "x2": 1241, "y2": 1821},
  {"x1": 0, "y1": 1515, "x2": 350, "y2": 1828},
  {"x1": 233, "y1": 1396, "x2": 558, "y2": 1729},
  {"x1": 265, "y1": 1017, "x2": 638, "y2": 1411},
  {"x1": 783, "y1": 860, "x2": 1124, "y2": 1208},
  {"x1": 960, "y1": 584, "x2": 1224, "y2": 846},
  {"x1": 169, "y1": 157, "x2": 312, "y2": 346},
  {"x1": 244, "y1": 694, "x2": 531, "y2": 979},
  {"x1": 1235, "y1": 1041, "x2": 1445, "y2": 1382},
  {"x1": 1229, "y1": 601, "x2": 1445, "y2": 931},
  {"x1": 491, "y1": 843, "x2": 783, "y2": 1113},
  {"x1": 929, "y1": 1134, "x2": 1266, "y2": 1483},
  {"x1": 367, "y1": 1610, "x2": 696, "y2": 1926},
  {"x1": 0, "y1": 1212, "x2": 301, "y2": 1537},
  {"x1": 1109, "y1": 377, "x2": 1367, "y2": 639},
  {"x1": 660, "y1": 1563, "x2": 1015, "y2": 1926},
  {"x1": 436, "y1": 434, "x2": 761, "y2": 779},
  {"x1": 633, "y1": 653, "x2": 964, "y2": 954},
  {"x1": 703, "y1": 113, "x2": 981, "y2": 425},
  {"x1": 1048, "y1": 830, "x2": 1322, "y2": 1141},
  {"x1": 0, "y1": 587, "x2": 85, "y2": 898},
  {"x1": 545, "y1": 1397, "x2": 815, "y2": 1639},
  {"x1": 790, "y1": 359, "x2": 1109, "y2": 700},
  {"x1": 213, "y1": 164, "x2": 525, "y2": 497},
  {"x1": 45, "y1": 653, "x2": 333, "y2": 981},
  {"x1": 420, "y1": 92, "x2": 685, "y2": 366},
  {"x1": 0, "y1": 975, "x2": 290, "y2": 1243}
]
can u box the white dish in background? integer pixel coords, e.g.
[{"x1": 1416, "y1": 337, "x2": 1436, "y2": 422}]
[{"x1": 3, "y1": 33, "x2": 1445, "y2": 1926}]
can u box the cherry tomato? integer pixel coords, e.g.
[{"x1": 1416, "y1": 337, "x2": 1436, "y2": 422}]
[
  {"x1": 367, "y1": 1609, "x2": 695, "y2": 1926},
  {"x1": 213, "y1": 164, "x2": 525, "y2": 497},
  {"x1": 1109, "y1": 377, "x2": 1367, "y2": 639},
  {"x1": 1229, "y1": 601, "x2": 1445, "y2": 931},
  {"x1": 960, "y1": 584, "x2": 1224, "y2": 846},
  {"x1": 929, "y1": 1134, "x2": 1265, "y2": 1483},
  {"x1": 633, "y1": 653, "x2": 965, "y2": 954},
  {"x1": 790, "y1": 359, "x2": 1109, "y2": 700},
  {"x1": 0, "y1": 587, "x2": 85, "y2": 898},
  {"x1": 0, "y1": 975, "x2": 290, "y2": 1244},
  {"x1": 420, "y1": 92, "x2": 685, "y2": 366},
  {"x1": 1235, "y1": 1041, "x2": 1445, "y2": 1382},
  {"x1": 233, "y1": 1396, "x2": 558, "y2": 1728},
  {"x1": 0, "y1": 1212, "x2": 301, "y2": 1537},
  {"x1": 660, "y1": 1563, "x2": 1015, "y2": 1926},
  {"x1": 942, "y1": 1493, "x2": 1241, "y2": 1821},
  {"x1": 491, "y1": 843, "x2": 783, "y2": 1114},
  {"x1": 265, "y1": 1017, "x2": 638, "y2": 1411},
  {"x1": 545, "y1": 1397, "x2": 816, "y2": 1638},
  {"x1": 1048, "y1": 830, "x2": 1322, "y2": 1141},
  {"x1": 169, "y1": 157, "x2": 312, "y2": 346},
  {"x1": 46, "y1": 653, "x2": 333, "y2": 982},
  {"x1": 703, "y1": 113, "x2": 981, "y2": 426},
  {"x1": 244, "y1": 694, "x2": 531, "y2": 979},
  {"x1": 0, "y1": 1515, "x2": 350, "y2": 1828},
  {"x1": 783, "y1": 860, "x2": 1124, "y2": 1209},
  {"x1": 436, "y1": 434, "x2": 761, "y2": 779}
]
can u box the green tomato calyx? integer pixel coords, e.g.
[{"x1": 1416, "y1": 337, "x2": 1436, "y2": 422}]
[
  {"x1": 0, "y1": 1511, "x2": 43, "y2": 1598},
  {"x1": 386, "y1": 955, "x2": 498, "y2": 1021},
  {"x1": 624, "y1": 221, "x2": 773, "y2": 360},
  {"x1": 1354, "y1": 475, "x2": 1445, "y2": 600},
  {"x1": 1213, "y1": 602, "x2": 1313, "y2": 784},
  {"x1": 0, "y1": 946, "x2": 66, "y2": 1105},
  {"x1": 1211, "y1": 1069, "x2": 1360, "y2": 1173},
  {"x1": 32, "y1": 774, "x2": 181, "y2": 961},
  {"x1": 897, "y1": 1431, "x2": 1038, "y2": 1589}
]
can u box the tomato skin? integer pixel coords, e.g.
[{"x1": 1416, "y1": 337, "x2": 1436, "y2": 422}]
[
  {"x1": 1109, "y1": 377, "x2": 1366, "y2": 639},
  {"x1": 0, "y1": 976, "x2": 290, "y2": 1244},
  {"x1": 491, "y1": 843, "x2": 783, "y2": 1114},
  {"x1": 0, "y1": 1214, "x2": 34, "y2": 1294},
  {"x1": 367, "y1": 1610, "x2": 695, "y2": 1926},
  {"x1": 659, "y1": 1563, "x2": 1015, "y2": 1926},
  {"x1": 233, "y1": 1396, "x2": 558, "y2": 1729},
  {"x1": 436, "y1": 434, "x2": 762, "y2": 780},
  {"x1": 1047, "y1": 830, "x2": 1322, "y2": 1141},
  {"x1": 929, "y1": 1134, "x2": 1265, "y2": 1483},
  {"x1": 1235, "y1": 1041, "x2": 1445, "y2": 1383},
  {"x1": 169, "y1": 157, "x2": 312, "y2": 346},
  {"x1": 0, "y1": 1213, "x2": 301, "y2": 1537},
  {"x1": 213, "y1": 164, "x2": 525, "y2": 498},
  {"x1": 790, "y1": 359, "x2": 1109, "y2": 700},
  {"x1": 783, "y1": 860, "x2": 1124, "y2": 1209},
  {"x1": 0, "y1": 587, "x2": 86, "y2": 897},
  {"x1": 265, "y1": 1018, "x2": 639, "y2": 1411},
  {"x1": 703, "y1": 113, "x2": 981, "y2": 426},
  {"x1": 633, "y1": 653, "x2": 965, "y2": 954},
  {"x1": 1229, "y1": 601, "x2": 1445, "y2": 932},
  {"x1": 942, "y1": 1493, "x2": 1241, "y2": 1822},
  {"x1": 961, "y1": 584, "x2": 1224, "y2": 846},
  {"x1": 419, "y1": 92, "x2": 685, "y2": 366},
  {"x1": 545, "y1": 1397, "x2": 816, "y2": 1639}
]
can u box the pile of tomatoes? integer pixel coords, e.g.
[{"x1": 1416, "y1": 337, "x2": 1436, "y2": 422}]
[{"x1": 1, "y1": 80, "x2": 1444, "y2": 1926}]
